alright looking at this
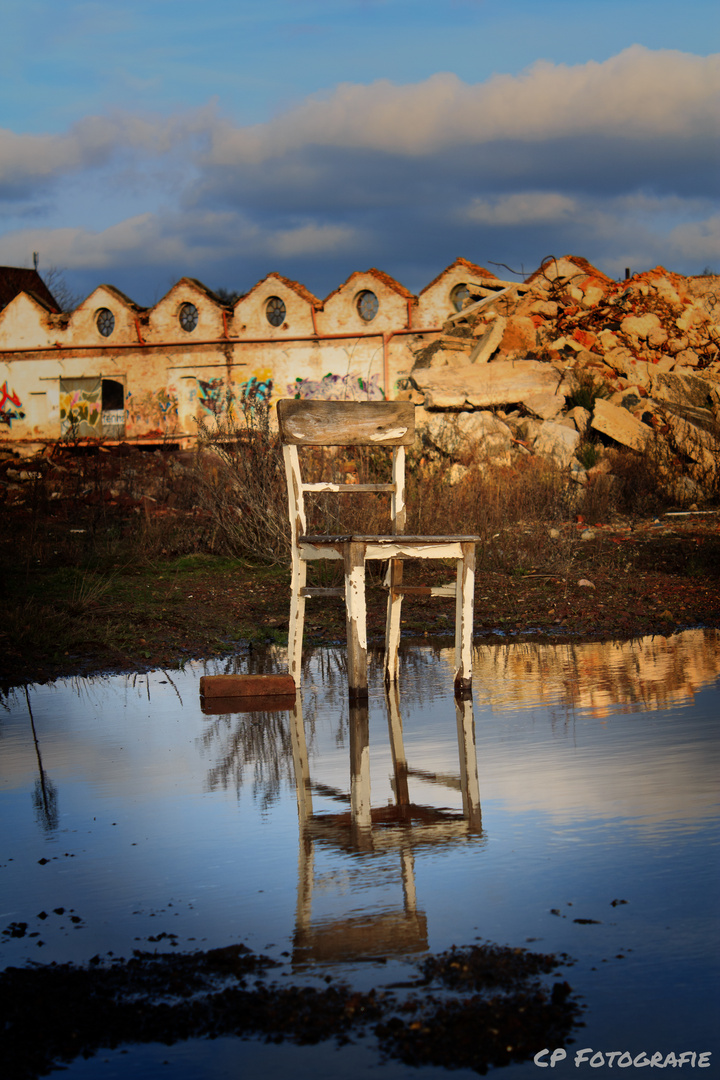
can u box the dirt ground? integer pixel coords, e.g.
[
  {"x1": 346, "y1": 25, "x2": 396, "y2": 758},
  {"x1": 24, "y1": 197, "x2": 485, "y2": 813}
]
[{"x1": 3, "y1": 511, "x2": 719, "y2": 689}]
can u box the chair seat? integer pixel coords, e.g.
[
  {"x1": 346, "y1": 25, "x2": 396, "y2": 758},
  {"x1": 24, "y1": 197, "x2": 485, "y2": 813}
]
[{"x1": 300, "y1": 534, "x2": 481, "y2": 544}]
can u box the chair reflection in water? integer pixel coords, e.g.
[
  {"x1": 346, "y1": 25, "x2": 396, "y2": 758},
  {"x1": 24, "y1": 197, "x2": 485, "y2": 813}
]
[
  {"x1": 277, "y1": 399, "x2": 480, "y2": 699},
  {"x1": 288, "y1": 686, "x2": 482, "y2": 970}
]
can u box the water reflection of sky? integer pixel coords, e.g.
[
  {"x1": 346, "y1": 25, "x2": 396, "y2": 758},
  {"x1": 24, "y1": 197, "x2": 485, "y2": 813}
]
[{"x1": 1, "y1": 629, "x2": 719, "y2": 1078}]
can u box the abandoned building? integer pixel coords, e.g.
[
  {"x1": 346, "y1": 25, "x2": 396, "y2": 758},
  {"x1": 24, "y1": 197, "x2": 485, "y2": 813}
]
[{"x1": 0, "y1": 258, "x2": 508, "y2": 450}]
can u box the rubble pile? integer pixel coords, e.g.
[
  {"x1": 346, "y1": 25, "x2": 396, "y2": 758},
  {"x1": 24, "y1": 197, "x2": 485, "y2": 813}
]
[{"x1": 406, "y1": 257, "x2": 720, "y2": 505}]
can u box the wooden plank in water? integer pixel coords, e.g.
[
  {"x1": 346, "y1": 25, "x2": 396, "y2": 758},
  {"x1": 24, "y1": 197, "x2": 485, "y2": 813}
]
[{"x1": 199, "y1": 674, "x2": 296, "y2": 699}]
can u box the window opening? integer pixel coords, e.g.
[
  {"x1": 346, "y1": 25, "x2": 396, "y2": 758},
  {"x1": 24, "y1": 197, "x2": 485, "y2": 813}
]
[
  {"x1": 356, "y1": 290, "x2": 379, "y2": 322},
  {"x1": 96, "y1": 308, "x2": 115, "y2": 337},
  {"x1": 101, "y1": 379, "x2": 125, "y2": 439},
  {"x1": 266, "y1": 296, "x2": 286, "y2": 327},
  {"x1": 450, "y1": 284, "x2": 470, "y2": 312},
  {"x1": 179, "y1": 302, "x2": 199, "y2": 332}
]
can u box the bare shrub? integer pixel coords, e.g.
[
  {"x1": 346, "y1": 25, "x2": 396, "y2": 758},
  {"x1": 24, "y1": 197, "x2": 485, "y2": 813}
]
[{"x1": 192, "y1": 400, "x2": 290, "y2": 564}]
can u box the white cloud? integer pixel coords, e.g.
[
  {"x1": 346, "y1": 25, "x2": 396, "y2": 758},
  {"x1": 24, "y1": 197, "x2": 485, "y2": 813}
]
[
  {"x1": 0, "y1": 211, "x2": 361, "y2": 271},
  {"x1": 668, "y1": 215, "x2": 720, "y2": 262},
  {"x1": 464, "y1": 192, "x2": 579, "y2": 226},
  {"x1": 207, "y1": 46, "x2": 720, "y2": 163}
]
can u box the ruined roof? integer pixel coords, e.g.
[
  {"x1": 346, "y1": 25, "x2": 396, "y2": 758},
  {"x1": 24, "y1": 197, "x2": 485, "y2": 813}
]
[
  {"x1": 243, "y1": 271, "x2": 322, "y2": 309},
  {"x1": 79, "y1": 283, "x2": 146, "y2": 312},
  {"x1": 419, "y1": 257, "x2": 499, "y2": 295},
  {"x1": 323, "y1": 267, "x2": 415, "y2": 305},
  {"x1": 0, "y1": 267, "x2": 59, "y2": 312},
  {"x1": 525, "y1": 255, "x2": 615, "y2": 287}
]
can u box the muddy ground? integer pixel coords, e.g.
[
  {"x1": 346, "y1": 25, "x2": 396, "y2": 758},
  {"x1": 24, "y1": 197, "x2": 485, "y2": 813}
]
[{"x1": 3, "y1": 510, "x2": 719, "y2": 689}]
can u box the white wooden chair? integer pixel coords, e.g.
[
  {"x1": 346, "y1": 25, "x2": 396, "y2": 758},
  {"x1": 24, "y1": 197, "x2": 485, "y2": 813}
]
[{"x1": 277, "y1": 399, "x2": 479, "y2": 699}]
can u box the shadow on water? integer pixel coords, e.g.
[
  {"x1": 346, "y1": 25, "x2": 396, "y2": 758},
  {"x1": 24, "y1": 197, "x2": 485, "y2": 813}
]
[{"x1": 1, "y1": 629, "x2": 719, "y2": 1077}]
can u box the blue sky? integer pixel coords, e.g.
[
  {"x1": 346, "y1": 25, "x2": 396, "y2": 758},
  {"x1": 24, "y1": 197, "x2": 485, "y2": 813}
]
[{"x1": 1, "y1": 0, "x2": 718, "y2": 306}]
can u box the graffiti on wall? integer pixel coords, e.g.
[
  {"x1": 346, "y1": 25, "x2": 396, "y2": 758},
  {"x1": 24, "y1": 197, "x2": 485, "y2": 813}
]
[
  {"x1": 126, "y1": 388, "x2": 179, "y2": 432},
  {"x1": 238, "y1": 375, "x2": 272, "y2": 408},
  {"x1": 0, "y1": 381, "x2": 25, "y2": 427},
  {"x1": 287, "y1": 373, "x2": 383, "y2": 401},
  {"x1": 191, "y1": 374, "x2": 273, "y2": 418},
  {"x1": 59, "y1": 378, "x2": 102, "y2": 437}
]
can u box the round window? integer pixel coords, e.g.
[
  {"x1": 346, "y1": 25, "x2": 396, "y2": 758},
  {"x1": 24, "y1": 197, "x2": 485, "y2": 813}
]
[
  {"x1": 450, "y1": 283, "x2": 470, "y2": 312},
  {"x1": 96, "y1": 308, "x2": 115, "y2": 337},
  {"x1": 356, "y1": 290, "x2": 379, "y2": 322},
  {"x1": 265, "y1": 296, "x2": 286, "y2": 327},
  {"x1": 179, "y1": 302, "x2": 199, "y2": 332}
]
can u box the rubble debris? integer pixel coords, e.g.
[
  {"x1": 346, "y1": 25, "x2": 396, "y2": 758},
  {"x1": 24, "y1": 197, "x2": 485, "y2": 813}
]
[{"x1": 405, "y1": 257, "x2": 720, "y2": 505}]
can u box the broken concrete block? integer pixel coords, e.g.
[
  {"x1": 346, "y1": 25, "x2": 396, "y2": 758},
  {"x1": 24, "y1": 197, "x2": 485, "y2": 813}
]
[
  {"x1": 420, "y1": 410, "x2": 513, "y2": 464},
  {"x1": 499, "y1": 315, "x2": 537, "y2": 356},
  {"x1": 621, "y1": 313, "x2": 662, "y2": 339},
  {"x1": 673, "y1": 349, "x2": 700, "y2": 368},
  {"x1": 469, "y1": 317, "x2": 506, "y2": 364},
  {"x1": 411, "y1": 359, "x2": 564, "y2": 412},
  {"x1": 522, "y1": 392, "x2": 565, "y2": 420},
  {"x1": 605, "y1": 349, "x2": 650, "y2": 386},
  {"x1": 591, "y1": 398, "x2": 652, "y2": 451},
  {"x1": 566, "y1": 406, "x2": 592, "y2": 434},
  {"x1": 533, "y1": 419, "x2": 581, "y2": 467},
  {"x1": 649, "y1": 370, "x2": 717, "y2": 411}
]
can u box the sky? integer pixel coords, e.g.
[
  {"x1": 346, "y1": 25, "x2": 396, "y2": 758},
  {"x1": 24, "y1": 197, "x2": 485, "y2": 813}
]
[{"x1": 1, "y1": 0, "x2": 718, "y2": 308}]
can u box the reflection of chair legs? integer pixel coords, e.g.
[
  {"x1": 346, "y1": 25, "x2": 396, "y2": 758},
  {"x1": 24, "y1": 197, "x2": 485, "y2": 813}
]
[
  {"x1": 349, "y1": 702, "x2": 372, "y2": 844},
  {"x1": 456, "y1": 696, "x2": 482, "y2": 832},
  {"x1": 386, "y1": 682, "x2": 410, "y2": 811},
  {"x1": 289, "y1": 697, "x2": 313, "y2": 827}
]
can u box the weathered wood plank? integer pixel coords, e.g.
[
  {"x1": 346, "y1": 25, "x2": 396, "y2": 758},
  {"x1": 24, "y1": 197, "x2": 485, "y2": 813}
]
[
  {"x1": 199, "y1": 674, "x2": 296, "y2": 698},
  {"x1": 277, "y1": 399, "x2": 415, "y2": 445}
]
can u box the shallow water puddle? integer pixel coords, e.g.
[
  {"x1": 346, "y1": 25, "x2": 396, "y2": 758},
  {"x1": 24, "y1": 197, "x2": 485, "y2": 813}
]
[{"x1": 1, "y1": 629, "x2": 719, "y2": 1078}]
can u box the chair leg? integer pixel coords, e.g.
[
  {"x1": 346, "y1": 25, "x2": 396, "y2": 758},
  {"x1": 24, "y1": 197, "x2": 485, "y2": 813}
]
[
  {"x1": 343, "y1": 541, "x2": 368, "y2": 700},
  {"x1": 454, "y1": 542, "x2": 475, "y2": 696},
  {"x1": 288, "y1": 557, "x2": 307, "y2": 687},
  {"x1": 384, "y1": 558, "x2": 404, "y2": 685}
]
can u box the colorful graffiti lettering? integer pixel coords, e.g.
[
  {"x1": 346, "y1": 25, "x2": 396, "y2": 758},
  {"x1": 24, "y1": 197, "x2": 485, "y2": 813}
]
[
  {"x1": 59, "y1": 386, "x2": 102, "y2": 437},
  {"x1": 238, "y1": 376, "x2": 272, "y2": 406},
  {"x1": 196, "y1": 377, "x2": 228, "y2": 417},
  {"x1": 0, "y1": 381, "x2": 25, "y2": 427},
  {"x1": 288, "y1": 373, "x2": 383, "y2": 401},
  {"x1": 126, "y1": 388, "x2": 179, "y2": 431}
]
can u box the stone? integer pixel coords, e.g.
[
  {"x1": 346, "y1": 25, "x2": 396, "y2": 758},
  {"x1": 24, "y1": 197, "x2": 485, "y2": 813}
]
[
  {"x1": 580, "y1": 529, "x2": 596, "y2": 541},
  {"x1": 411, "y1": 359, "x2": 564, "y2": 412},
  {"x1": 577, "y1": 578, "x2": 595, "y2": 587},
  {"x1": 673, "y1": 349, "x2": 700, "y2": 368},
  {"x1": 522, "y1": 392, "x2": 565, "y2": 420},
  {"x1": 605, "y1": 349, "x2": 650, "y2": 386},
  {"x1": 533, "y1": 419, "x2": 581, "y2": 467},
  {"x1": 620, "y1": 313, "x2": 661, "y2": 339},
  {"x1": 566, "y1": 406, "x2": 591, "y2": 434},
  {"x1": 647, "y1": 326, "x2": 668, "y2": 348},
  {"x1": 447, "y1": 462, "x2": 470, "y2": 485},
  {"x1": 469, "y1": 317, "x2": 506, "y2": 364},
  {"x1": 527, "y1": 299, "x2": 558, "y2": 318},
  {"x1": 420, "y1": 410, "x2": 513, "y2": 464},
  {"x1": 649, "y1": 370, "x2": 717, "y2": 412},
  {"x1": 499, "y1": 316, "x2": 537, "y2": 356},
  {"x1": 591, "y1": 398, "x2": 652, "y2": 451}
]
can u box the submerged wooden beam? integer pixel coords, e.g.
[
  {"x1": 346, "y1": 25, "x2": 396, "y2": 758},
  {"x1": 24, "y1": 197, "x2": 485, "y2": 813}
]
[{"x1": 199, "y1": 674, "x2": 296, "y2": 699}]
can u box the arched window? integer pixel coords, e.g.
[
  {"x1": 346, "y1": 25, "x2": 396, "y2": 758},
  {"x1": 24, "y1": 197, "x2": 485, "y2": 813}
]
[
  {"x1": 450, "y1": 283, "x2": 470, "y2": 312},
  {"x1": 179, "y1": 302, "x2": 199, "y2": 332},
  {"x1": 356, "y1": 290, "x2": 379, "y2": 322}
]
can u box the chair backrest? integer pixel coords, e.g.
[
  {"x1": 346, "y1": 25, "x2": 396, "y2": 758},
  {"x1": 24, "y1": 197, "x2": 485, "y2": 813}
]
[{"x1": 277, "y1": 399, "x2": 415, "y2": 540}]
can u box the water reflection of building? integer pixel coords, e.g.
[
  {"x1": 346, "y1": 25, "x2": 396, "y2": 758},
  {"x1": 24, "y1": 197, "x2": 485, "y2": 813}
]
[
  {"x1": 464, "y1": 628, "x2": 720, "y2": 718},
  {"x1": 289, "y1": 689, "x2": 483, "y2": 970}
]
